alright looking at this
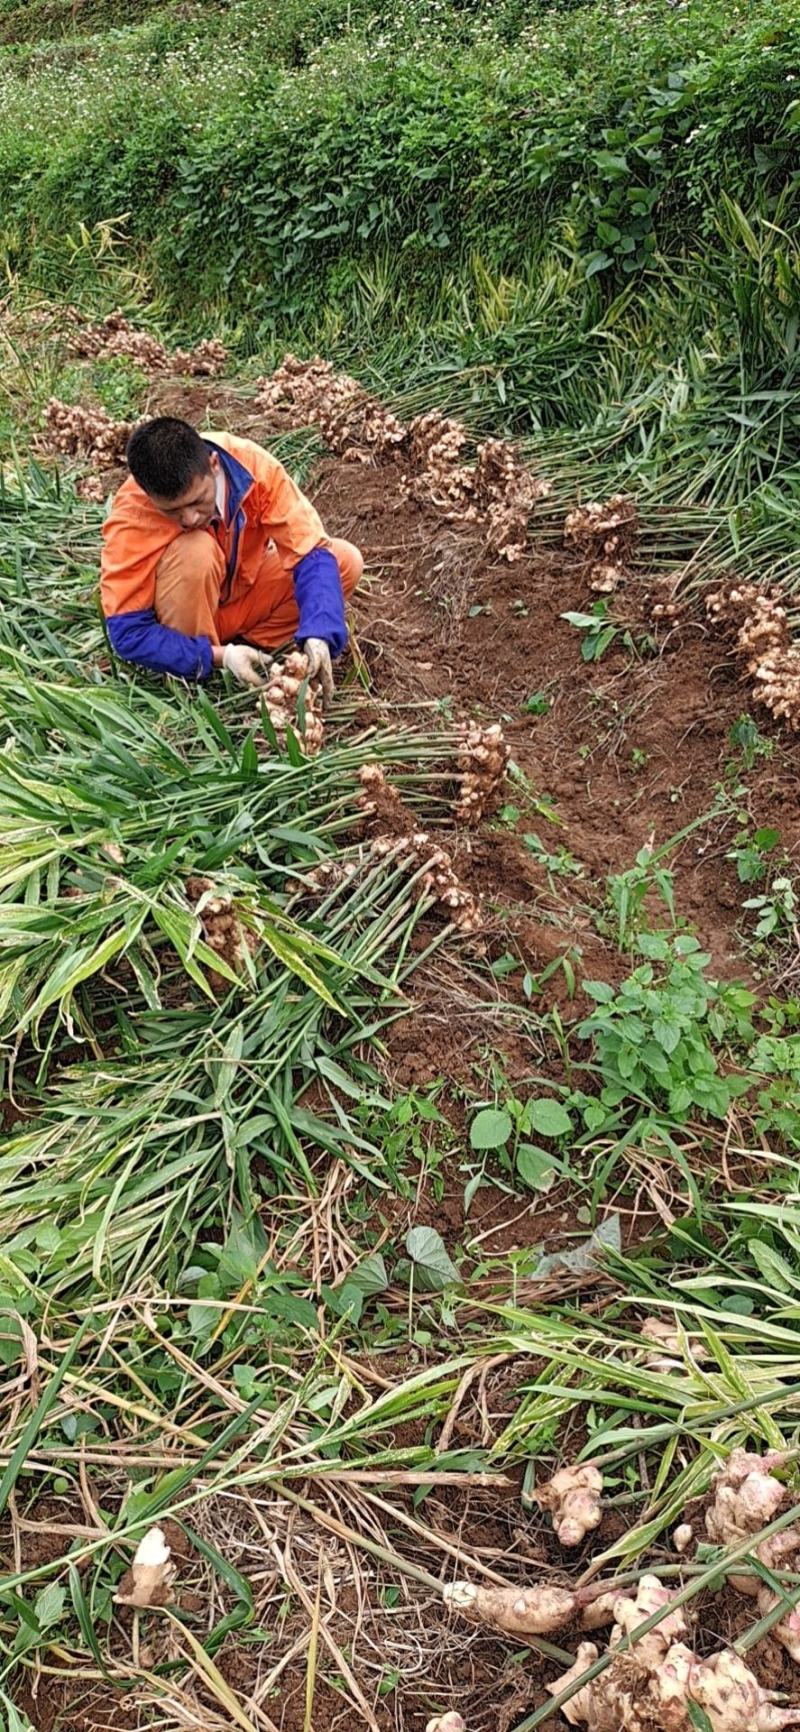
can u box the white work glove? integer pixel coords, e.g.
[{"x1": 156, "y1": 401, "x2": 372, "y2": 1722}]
[
  {"x1": 222, "y1": 643, "x2": 271, "y2": 688},
  {"x1": 302, "y1": 637, "x2": 334, "y2": 704}
]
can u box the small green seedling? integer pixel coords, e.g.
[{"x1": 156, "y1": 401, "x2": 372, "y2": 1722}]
[
  {"x1": 562, "y1": 601, "x2": 655, "y2": 663},
  {"x1": 562, "y1": 600, "x2": 619, "y2": 662},
  {"x1": 728, "y1": 713, "x2": 773, "y2": 772},
  {"x1": 468, "y1": 1092, "x2": 575, "y2": 1201},
  {"x1": 726, "y1": 824, "x2": 781, "y2": 885},
  {"x1": 744, "y1": 875, "x2": 798, "y2": 942}
]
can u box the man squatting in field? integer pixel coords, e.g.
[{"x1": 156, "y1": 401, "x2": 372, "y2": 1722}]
[{"x1": 100, "y1": 417, "x2": 363, "y2": 697}]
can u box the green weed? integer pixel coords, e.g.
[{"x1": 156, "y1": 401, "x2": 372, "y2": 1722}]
[{"x1": 578, "y1": 934, "x2": 747, "y2": 1123}]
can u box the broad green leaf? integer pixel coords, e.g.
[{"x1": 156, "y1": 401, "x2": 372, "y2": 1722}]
[
  {"x1": 405, "y1": 1226, "x2": 460, "y2": 1291},
  {"x1": 584, "y1": 980, "x2": 615, "y2": 1002},
  {"x1": 33, "y1": 1583, "x2": 65, "y2": 1632},
  {"x1": 218, "y1": 1213, "x2": 268, "y2": 1291},
  {"x1": 469, "y1": 1107, "x2": 512, "y2": 1151},
  {"x1": 528, "y1": 1098, "x2": 572, "y2": 1138},
  {"x1": 516, "y1": 1144, "x2": 558, "y2": 1192},
  {"x1": 343, "y1": 1251, "x2": 389, "y2": 1295},
  {"x1": 0, "y1": 1691, "x2": 37, "y2": 1732},
  {"x1": 749, "y1": 1239, "x2": 799, "y2": 1294}
]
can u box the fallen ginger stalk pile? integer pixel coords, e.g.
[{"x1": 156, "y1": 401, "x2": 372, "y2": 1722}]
[
  {"x1": 257, "y1": 354, "x2": 550, "y2": 561},
  {"x1": 291, "y1": 764, "x2": 485, "y2": 932},
  {"x1": 63, "y1": 308, "x2": 227, "y2": 376}
]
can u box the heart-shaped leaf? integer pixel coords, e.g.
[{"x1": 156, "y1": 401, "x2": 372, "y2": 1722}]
[{"x1": 405, "y1": 1227, "x2": 460, "y2": 1291}]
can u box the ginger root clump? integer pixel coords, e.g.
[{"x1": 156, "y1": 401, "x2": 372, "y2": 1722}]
[
  {"x1": 41, "y1": 398, "x2": 131, "y2": 465},
  {"x1": 705, "y1": 1449, "x2": 789, "y2": 1577},
  {"x1": 257, "y1": 353, "x2": 405, "y2": 461},
  {"x1": 76, "y1": 474, "x2": 106, "y2": 503},
  {"x1": 534, "y1": 1461, "x2": 604, "y2": 1547},
  {"x1": 639, "y1": 1316, "x2": 712, "y2": 1375},
  {"x1": 258, "y1": 650, "x2": 325, "y2": 757},
  {"x1": 704, "y1": 1449, "x2": 800, "y2": 1659},
  {"x1": 64, "y1": 308, "x2": 227, "y2": 376},
  {"x1": 550, "y1": 1576, "x2": 800, "y2": 1732},
  {"x1": 554, "y1": 1639, "x2": 800, "y2": 1732},
  {"x1": 564, "y1": 494, "x2": 638, "y2": 592},
  {"x1": 257, "y1": 354, "x2": 550, "y2": 560},
  {"x1": 455, "y1": 722, "x2": 510, "y2": 824},
  {"x1": 707, "y1": 584, "x2": 800, "y2": 731},
  {"x1": 186, "y1": 875, "x2": 258, "y2": 992},
  {"x1": 376, "y1": 825, "x2": 483, "y2": 934}
]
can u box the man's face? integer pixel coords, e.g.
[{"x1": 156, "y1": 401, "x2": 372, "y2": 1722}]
[{"x1": 149, "y1": 452, "x2": 219, "y2": 531}]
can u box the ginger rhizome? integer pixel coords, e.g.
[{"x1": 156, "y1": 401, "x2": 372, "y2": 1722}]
[
  {"x1": 704, "y1": 1449, "x2": 800, "y2": 1662},
  {"x1": 564, "y1": 494, "x2": 638, "y2": 592},
  {"x1": 185, "y1": 875, "x2": 258, "y2": 990},
  {"x1": 639, "y1": 1316, "x2": 712, "y2": 1375},
  {"x1": 258, "y1": 355, "x2": 550, "y2": 560},
  {"x1": 707, "y1": 584, "x2": 800, "y2": 731},
  {"x1": 455, "y1": 723, "x2": 510, "y2": 824},
  {"x1": 443, "y1": 1576, "x2": 617, "y2": 1638},
  {"x1": 549, "y1": 1575, "x2": 800, "y2": 1732},
  {"x1": 114, "y1": 1525, "x2": 175, "y2": 1609},
  {"x1": 259, "y1": 649, "x2": 325, "y2": 756},
  {"x1": 534, "y1": 1462, "x2": 604, "y2": 1546},
  {"x1": 444, "y1": 1580, "x2": 578, "y2": 1637}
]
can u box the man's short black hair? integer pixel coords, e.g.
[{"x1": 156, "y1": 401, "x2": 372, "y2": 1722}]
[{"x1": 126, "y1": 417, "x2": 212, "y2": 500}]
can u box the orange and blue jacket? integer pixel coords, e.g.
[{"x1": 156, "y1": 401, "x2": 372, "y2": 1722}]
[{"x1": 100, "y1": 431, "x2": 345, "y2": 679}]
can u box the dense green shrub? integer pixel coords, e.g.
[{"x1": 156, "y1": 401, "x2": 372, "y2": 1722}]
[
  {"x1": 1, "y1": 0, "x2": 798, "y2": 331},
  {"x1": 2, "y1": 0, "x2": 800, "y2": 558}
]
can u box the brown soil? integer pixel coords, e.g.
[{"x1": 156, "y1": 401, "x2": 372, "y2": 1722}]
[{"x1": 309, "y1": 455, "x2": 799, "y2": 985}]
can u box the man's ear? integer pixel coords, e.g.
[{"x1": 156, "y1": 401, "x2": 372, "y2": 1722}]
[{"x1": 209, "y1": 452, "x2": 221, "y2": 473}]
